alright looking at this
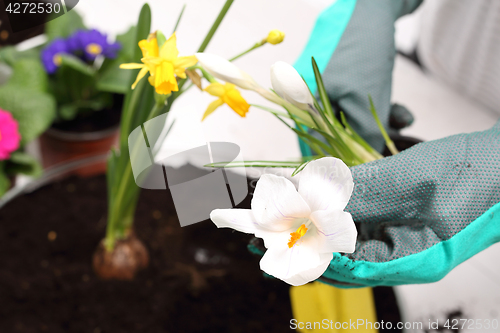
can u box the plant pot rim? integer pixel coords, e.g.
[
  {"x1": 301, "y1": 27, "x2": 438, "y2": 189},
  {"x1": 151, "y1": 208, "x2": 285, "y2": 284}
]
[
  {"x1": 0, "y1": 153, "x2": 108, "y2": 209},
  {"x1": 45, "y1": 125, "x2": 119, "y2": 142}
]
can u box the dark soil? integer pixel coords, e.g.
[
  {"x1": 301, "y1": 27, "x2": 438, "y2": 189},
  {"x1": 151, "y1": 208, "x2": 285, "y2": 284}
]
[
  {"x1": 0, "y1": 174, "x2": 293, "y2": 333},
  {"x1": 0, "y1": 173, "x2": 401, "y2": 332},
  {"x1": 52, "y1": 95, "x2": 123, "y2": 133}
]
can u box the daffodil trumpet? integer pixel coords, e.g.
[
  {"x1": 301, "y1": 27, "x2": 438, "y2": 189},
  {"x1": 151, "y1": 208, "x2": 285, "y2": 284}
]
[{"x1": 202, "y1": 82, "x2": 250, "y2": 120}]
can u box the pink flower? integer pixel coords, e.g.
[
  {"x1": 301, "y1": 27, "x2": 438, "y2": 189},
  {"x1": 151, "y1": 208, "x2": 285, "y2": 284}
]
[{"x1": 0, "y1": 110, "x2": 21, "y2": 160}]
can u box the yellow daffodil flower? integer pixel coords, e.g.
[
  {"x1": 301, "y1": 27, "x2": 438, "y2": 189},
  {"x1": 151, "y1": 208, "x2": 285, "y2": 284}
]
[
  {"x1": 120, "y1": 32, "x2": 198, "y2": 95},
  {"x1": 202, "y1": 82, "x2": 250, "y2": 120}
]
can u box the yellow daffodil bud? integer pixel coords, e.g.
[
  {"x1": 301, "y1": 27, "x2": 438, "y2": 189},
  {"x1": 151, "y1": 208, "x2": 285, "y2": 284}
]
[{"x1": 266, "y1": 30, "x2": 285, "y2": 45}]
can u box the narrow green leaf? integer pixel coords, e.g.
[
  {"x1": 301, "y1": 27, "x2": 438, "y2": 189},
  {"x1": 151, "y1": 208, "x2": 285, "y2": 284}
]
[
  {"x1": 291, "y1": 159, "x2": 312, "y2": 177},
  {"x1": 251, "y1": 104, "x2": 291, "y2": 119},
  {"x1": 133, "y1": 4, "x2": 152, "y2": 61},
  {"x1": 340, "y1": 111, "x2": 383, "y2": 159},
  {"x1": 172, "y1": 5, "x2": 187, "y2": 33},
  {"x1": 311, "y1": 57, "x2": 336, "y2": 123},
  {"x1": 197, "y1": 0, "x2": 234, "y2": 52},
  {"x1": 368, "y1": 95, "x2": 399, "y2": 155}
]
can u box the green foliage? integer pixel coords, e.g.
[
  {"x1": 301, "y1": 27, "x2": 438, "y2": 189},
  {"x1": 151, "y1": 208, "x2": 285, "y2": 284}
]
[
  {"x1": 0, "y1": 85, "x2": 56, "y2": 145},
  {"x1": 5, "y1": 151, "x2": 42, "y2": 177},
  {"x1": 105, "y1": 0, "x2": 236, "y2": 250},
  {"x1": 0, "y1": 165, "x2": 9, "y2": 197},
  {"x1": 0, "y1": 46, "x2": 41, "y2": 67},
  {"x1": 8, "y1": 58, "x2": 49, "y2": 92},
  {"x1": 106, "y1": 3, "x2": 154, "y2": 250},
  {"x1": 0, "y1": 57, "x2": 51, "y2": 195},
  {"x1": 96, "y1": 26, "x2": 137, "y2": 94},
  {"x1": 0, "y1": 57, "x2": 56, "y2": 145},
  {"x1": 45, "y1": 10, "x2": 86, "y2": 41}
]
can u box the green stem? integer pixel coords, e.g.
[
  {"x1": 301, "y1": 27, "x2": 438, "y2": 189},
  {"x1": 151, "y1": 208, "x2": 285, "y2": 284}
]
[
  {"x1": 197, "y1": 0, "x2": 234, "y2": 52},
  {"x1": 191, "y1": 65, "x2": 216, "y2": 83},
  {"x1": 119, "y1": 78, "x2": 148, "y2": 149},
  {"x1": 105, "y1": 101, "x2": 166, "y2": 250},
  {"x1": 229, "y1": 41, "x2": 266, "y2": 62}
]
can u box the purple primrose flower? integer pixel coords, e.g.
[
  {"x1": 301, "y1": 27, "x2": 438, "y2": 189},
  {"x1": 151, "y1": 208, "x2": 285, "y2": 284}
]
[
  {"x1": 67, "y1": 29, "x2": 121, "y2": 61},
  {"x1": 41, "y1": 38, "x2": 69, "y2": 74}
]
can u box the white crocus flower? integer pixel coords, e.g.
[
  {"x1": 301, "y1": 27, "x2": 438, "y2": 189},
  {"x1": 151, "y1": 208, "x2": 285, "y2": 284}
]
[
  {"x1": 210, "y1": 157, "x2": 357, "y2": 286},
  {"x1": 270, "y1": 61, "x2": 317, "y2": 113},
  {"x1": 195, "y1": 52, "x2": 259, "y2": 90}
]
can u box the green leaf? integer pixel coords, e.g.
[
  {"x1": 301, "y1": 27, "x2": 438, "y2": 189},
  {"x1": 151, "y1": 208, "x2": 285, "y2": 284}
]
[
  {"x1": 119, "y1": 3, "x2": 152, "y2": 147},
  {"x1": 0, "y1": 166, "x2": 9, "y2": 198},
  {"x1": 311, "y1": 57, "x2": 337, "y2": 124},
  {"x1": 172, "y1": 5, "x2": 187, "y2": 33},
  {"x1": 0, "y1": 86, "x2": 56, "y2": 145},
  {"x1": 340, "y1": 111, "x2": 382, "y2": 159},
  {"x1": 7, "y1": 58, "x2": 49, "y2": 92},
  {"x1": 5, "y1": 151, "x2": 42, "y2": 177},
  {"x1": 60, "y1": 54, "x2": 96, "y2": 77},
  {"x1": 133, "y1": 4, "x2": 152, "y2": 62},
  {"x1": 0, "y1": 46, "x2": 41, "y2": 67},
  {"x1": 97, "y1": 26, "x2": 136, "y2": 94},
  {"x1": 251, "y1": 104, "x2": 291, "y2": 119},
  {"x1": 45, "y1": 10, "x2": 86, "y2": 41},
  {"x1": 292, "y1": 159, "x2": 312, "y2": 177},
  {"x1": 156, "y1": 31, "x2": 167, "y2": 49},
  {"x1": 58, "y1": 104, "x2": 79, "y2": 120},
  {"x1": 368, "y1": 95, "x2": 399, "y2": 155}
]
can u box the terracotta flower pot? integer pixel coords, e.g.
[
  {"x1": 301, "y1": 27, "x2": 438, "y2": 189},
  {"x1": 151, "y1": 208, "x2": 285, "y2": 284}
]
[
  {"x1": 39, "y1": 126, "x2": 119, "y2": 177},
  {"x1": 39, "y1": 97, "x2": 122, "y2": 177}
]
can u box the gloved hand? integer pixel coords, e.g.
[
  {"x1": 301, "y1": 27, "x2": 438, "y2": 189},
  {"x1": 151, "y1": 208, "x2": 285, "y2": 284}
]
[
  {"x1": 295, "y1": 0, "x2": 422, "y2": 154},
  {"x1": 317, "y1": 121, "x2": 500, "y2": 287}
]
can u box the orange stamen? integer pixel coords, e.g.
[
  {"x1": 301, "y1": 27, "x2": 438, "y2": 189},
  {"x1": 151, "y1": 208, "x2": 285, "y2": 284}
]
[{"x1": 287, "y1": 224, "x2": 308, "y2": 248}]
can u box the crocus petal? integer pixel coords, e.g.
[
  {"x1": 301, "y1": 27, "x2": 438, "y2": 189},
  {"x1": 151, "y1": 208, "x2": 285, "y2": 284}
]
[
  {"x1": 260, "y1": 239, "x2": 333, "y2": 286},
  {"x1": 204, "y1": 82, "x2": 226, "y2": 97},
  {"x1": 210, "y1": 209, "x2": 260, "y2": 234},
  {"x1": 130, "y1": 67, "x2": 149, "y2": 89},
  {"x1": 310, "y1": 209, "x2": 357, "y2": 253},
  {"x1": 298, "y1": 157, "x2": 353, "y2": 212},
  {"x1": 195, "y1": 52, "x2": 257, "y2": 90},
  {"x1": 202, "y1": 98, "x2": 224, "y2": 121},
  {"x1": 252, "y1": 174, "x2": 311, "y2": 231},
  {"x1": 270, "y1": 61, "x2": 315, "y2": 111}
]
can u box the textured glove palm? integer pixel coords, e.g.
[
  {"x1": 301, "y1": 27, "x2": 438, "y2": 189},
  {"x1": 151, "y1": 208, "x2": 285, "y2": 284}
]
[{"x1": 320, "y1": 121, "x2": 500, "y2": 287}]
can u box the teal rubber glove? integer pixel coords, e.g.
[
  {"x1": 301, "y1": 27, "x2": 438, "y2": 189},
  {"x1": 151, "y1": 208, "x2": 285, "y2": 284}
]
[
  {"x1": 295, "y1": 0, "x2": 422, "y2": 153},
  {"x1": 318, "y1": 121, "x2": 500, "y2": 288}
]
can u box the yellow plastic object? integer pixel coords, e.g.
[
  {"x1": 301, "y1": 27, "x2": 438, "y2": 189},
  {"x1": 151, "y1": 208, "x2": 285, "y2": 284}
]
[{"x1": 290, "y1": 282, "x2": 378, "y2": 332}]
